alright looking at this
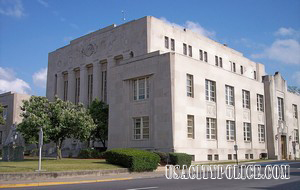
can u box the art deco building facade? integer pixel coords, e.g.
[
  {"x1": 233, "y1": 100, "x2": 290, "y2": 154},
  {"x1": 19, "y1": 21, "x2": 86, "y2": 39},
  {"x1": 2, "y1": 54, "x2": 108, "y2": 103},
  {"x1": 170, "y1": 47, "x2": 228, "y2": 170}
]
[{"x1": 46, "y1": 16, "x2": 299, "y2": 161}]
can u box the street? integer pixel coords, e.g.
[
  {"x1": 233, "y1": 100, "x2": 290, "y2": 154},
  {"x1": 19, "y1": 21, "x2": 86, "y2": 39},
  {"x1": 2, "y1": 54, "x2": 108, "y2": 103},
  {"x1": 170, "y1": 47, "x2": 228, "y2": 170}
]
[{"x1": 2, "y1": 161, "x2": 300, "y2": 190}]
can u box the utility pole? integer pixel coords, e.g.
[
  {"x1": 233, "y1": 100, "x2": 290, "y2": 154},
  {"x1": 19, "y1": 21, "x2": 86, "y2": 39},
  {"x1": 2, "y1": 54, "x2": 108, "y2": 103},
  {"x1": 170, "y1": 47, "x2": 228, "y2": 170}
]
[
  {"x1": 234, "y1": 144, "x2": 239, "y2": 165},
  {"x1": 37, "y1": 127, "x2": 43, "y2": 171}
]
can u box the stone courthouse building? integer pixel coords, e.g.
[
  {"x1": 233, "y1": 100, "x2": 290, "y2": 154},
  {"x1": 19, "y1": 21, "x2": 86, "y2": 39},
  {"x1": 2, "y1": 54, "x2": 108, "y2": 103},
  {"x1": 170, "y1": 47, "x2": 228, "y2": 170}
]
[{"x1": 46, "y1": 16, "x2": 300, "y2": 161}]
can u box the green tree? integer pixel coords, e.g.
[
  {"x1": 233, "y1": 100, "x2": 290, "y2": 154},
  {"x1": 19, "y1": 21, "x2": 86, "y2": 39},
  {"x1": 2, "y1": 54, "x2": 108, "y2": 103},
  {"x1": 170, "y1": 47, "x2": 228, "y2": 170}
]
[
  {"x1": 0, "y1": 104, "x2": 5, "y2": 125},
  {"x1": 88, "y1": 99, "x2": 109, "y2": 148},
  {"x1": 18, "y1": 96, "x2": 95, "y2": 159}
]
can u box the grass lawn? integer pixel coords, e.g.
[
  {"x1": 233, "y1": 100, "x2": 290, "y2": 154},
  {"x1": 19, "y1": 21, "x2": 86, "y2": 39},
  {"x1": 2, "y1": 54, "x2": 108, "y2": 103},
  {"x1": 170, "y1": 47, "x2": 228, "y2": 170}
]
[{"x1": 0, "y1": 157, "x2": 123, "y2": 173}]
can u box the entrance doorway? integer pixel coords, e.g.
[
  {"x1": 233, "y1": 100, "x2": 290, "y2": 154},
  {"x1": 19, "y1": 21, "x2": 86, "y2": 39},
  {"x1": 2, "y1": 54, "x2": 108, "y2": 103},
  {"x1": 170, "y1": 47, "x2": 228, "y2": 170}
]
[{"x1": 281, "y1": 135, "x2": 287, "y2": 160}]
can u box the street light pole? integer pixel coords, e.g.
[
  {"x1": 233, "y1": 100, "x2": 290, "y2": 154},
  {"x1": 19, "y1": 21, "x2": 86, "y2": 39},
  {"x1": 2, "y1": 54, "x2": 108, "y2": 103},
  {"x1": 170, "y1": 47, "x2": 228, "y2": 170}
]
[
  {"x1": 234, "y1": 145, "x2": 238, "y2": 165},
  {"x1": 37, "y1": 127, "x2": 43, "y2": 171}
]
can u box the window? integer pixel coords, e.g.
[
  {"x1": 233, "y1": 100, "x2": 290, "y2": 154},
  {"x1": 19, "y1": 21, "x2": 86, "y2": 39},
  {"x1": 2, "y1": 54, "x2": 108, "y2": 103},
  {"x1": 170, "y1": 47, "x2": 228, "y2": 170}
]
[
  {"x1": 204, "y1": 51, "x2": 208, "y2": 62},
  {"x1": 183, "y1": 43, "x2": 187, "y2": 55},
  {"x1": 250, "y1": 154, "x2": 253, "y2": 159},
  {"x1": 240, "y1": 66, "x2": 244, "y2": 74},
  {"x1": 75, "y1": 76, "x2": 80, "y2": 105},
  {"x1": 257, "y1": 94, "x2": 264, "y2": 112},
  {"x1": 0, "y1": 131, "x2": 2, "y2": 144},
  {"x1": 258, "y1": 124, "x2": 265, "y2": 142},
  {"x1": 225, "y1": 85, "x2": 234, "y2": 106},
  {"x1": 188, "y1": 45, "x2": 192, "y2": 57},
  {"x1": 63, "y1": 79, "x2": 68, "y2": 101},
  {"x1": 278, "y1": 97, "x2": 284, "y2": 121},
  {"x1": 226, "y1": 120, "x2": 235, "y2": 141},
  {"x1": 205, "y1": 80, "x2": 216, "y2": 102},
  {"x1": 214, "y1": 154, "x2": 219, "y2": 161},
  {"x1": 254, "y1": 71, "x2": 257, "y2": 80},
  {"x1": 88, "y1": 74, "x2": 93, "y2": 105},
  {"x1": 2, "y1": 106, "x2": 7, "y2": 121},
  {"x1": 171, "y1": 39, "x2": 175, "y2": 51},
  {"x1": 187, "y1": 115, "x2": 194, "y2": 139},
  {"x1": 233, "y1": 154, "x2": 237, "y2": 160},
  {"x1": 133, "y1": 116, "x2": 149, "y2": 140},
  {"x1": 219, "y1": 57, "x2": 223, "y2": 68},
  {"x1": 54, "y1": 74, "x2": 57, "y2": 95},
  {"x1": 295, "y1": 129, "x2": 299, "y2": 143},
  {"x1": 207, "y1": 154, "x2": 213, "y2": 161},
  {"x1": 215, "y1": 56, "x2": 219, "y2": 66},
  {"x1": 187, "y1": 74, "x2": 194, "y2": 97},
  {"x1": 133, "y1": 77, "x2": 149, "y2": 101},
  {"x1": 206, "y1": 118, "x2": 217, "y2": 140},
  {"x1": 293, "y1": 104, "x2": 298, "y2": 119},
  {"x1": 242, "y1": 90, "x2": 250, "y2": 109},
  {"x1": 228, "y1": 154, "x2": 232, "y2": 160},
  {"x1": 243, "y1": 123, "x2": 251, "y2": 142},
  {"x1": 232, "y1": 62, "x2": 236, "y2": 72},
  {"x1": 165, "y1": 36, "x2": 169, "y2": 49},
  {"x1": 245, "y1": 154, "x2": 249, "y2": 159},
  {"x1": 101, "y1": 71, "x2": 107, "y2": 103},
  {"x1": 199, "y1": 50, "x2": 203, "y2": 61}
]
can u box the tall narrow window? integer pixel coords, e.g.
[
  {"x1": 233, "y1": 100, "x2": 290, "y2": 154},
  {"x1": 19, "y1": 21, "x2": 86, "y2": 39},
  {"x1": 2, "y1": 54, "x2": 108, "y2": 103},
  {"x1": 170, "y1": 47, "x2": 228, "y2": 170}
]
[
  {"x1": 75, "y1": 76, "x2": 80, "y2": 104},
  {"x1": 225, "y1": 85, "x2": 234, "y2": 106},
  {"x1": 187, "y1": 115, "x2": 194, "y2": 139},
  {"x1": 243, "y1": 123, "x2": 251, "y2": 142},
  {"x1": 88, "y1": 74, "x2": 93, "y2": 105},
  {"x1": 205, "y1": 80, "x2": 216, "y2": 102},
  {"x1": 240, "y1": 65, "x2": 244, "y2": 74},
  {"x1": 165, "y1": 36, "x2": 169, "y2": 49},
  {"x1": 226, "y1": 120, "x2": 235, "y2": 141},
  {"x1": 232, "y1": 62, "x2": 236, "y2": 72},
  {"x1": 186, "y1": 74, "x2": 194, "y2": 97},
  {"x1": 258, "y1": 124, "x2": 265, "y2": 142},
  {"x1": 295, "y1": 129, "x2": 299, "y2": 143},
  {"x1": 278, "y1": 97, "x2": 284, "y2": 121},
  {"x1": 188, "y1": 45, "x2": 192, "y2": 57},
  {"x1": 2, "y1": 106, "x2": 7, "y2": 121},
  {"x1": 54, "y1": 74, "x2": 57, "y2": 96},
  {"x1": 183, "y1": 43, "x2": 187, "y2": 55},
  {"x1": 257, "y1": 94, "x2": 264, "y2": 112},
  {"x1": 171, "y1": 39, "x2": 175, "y2": 51},
  {"x1": 133, "y1": 77, "x2": 149, "y2": 100},
  {"x1": 133, "y1": 116, "x2": 149, "y2": 140},
  {"x1": 0, "y1": 131, "x2": 2, "y2": 145},
  {"x1": 204, "y1": 51, "x2": 208, "y2": 62},
  {"x1": 199, "y1": 50, "x2": 203, "y2": 61},
  {"x1": 254, "y1": 71, "x2": 257, "y2": 80},
  {"x1": 63, "y1": 74, "x2": 68, "y2": 101},
  {"x1": 293, "y1": 104, "x2": 298, "y2": 119},
  {"x1": 219, "y1": 57, "x2": 223, "y2": 68},
  {"x1": 206, "y1": 118, "x2": 217, "y2": 140},
  {"x1": 242, "y1": 90, "x2": 250, "y2": 109},
  {"x1": 101, "y1": 71, "x2": 107, "y2": 103},
  {"x1": 215, "y1": 56, "x2": 219, "y2": 66}
]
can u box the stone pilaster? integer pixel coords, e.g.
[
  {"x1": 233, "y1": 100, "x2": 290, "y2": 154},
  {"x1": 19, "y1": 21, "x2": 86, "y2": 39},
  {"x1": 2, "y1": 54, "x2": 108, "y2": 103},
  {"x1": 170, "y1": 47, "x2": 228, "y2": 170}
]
[
  {"x1": 79, "y1": 66, "x2": 88, "y2": 106},
  {"x1": 92, "y1": 63, "x2": 101, "y2": 100},
  {"x1": 67, "y1": 70, "x2": 75, "y2": 103}
]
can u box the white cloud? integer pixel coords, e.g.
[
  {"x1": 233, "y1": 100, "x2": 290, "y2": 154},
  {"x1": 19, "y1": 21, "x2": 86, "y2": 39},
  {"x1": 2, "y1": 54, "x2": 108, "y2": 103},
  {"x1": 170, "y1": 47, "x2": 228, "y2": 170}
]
[
  {"x1": 37, "y1": 0, "x2": 48, "y2": 8},
  {"x1": 0, "y1": 67, "x2": 31, "y2": 94},
  {"x1": 160, "y1": 17, "x2": 216, "y2": 39},
  {"x1": 274, "y1": 27, "x2": 300, "y2": 38},
  {"x1": 251, "y1": 39, "x2": 300, "y2": 64},
  {"x1": 32, "y1": 68, "x2": 47, "y2": 88},
  {"x1": 292, "y1": 72, "x2": 300, "y2": 86},
  {"x1": 0, "y1": 0, "x2": 25, "y2": 18},
  {"x1": 235, "y1": 38, "x2": 265, "y2": 50}
]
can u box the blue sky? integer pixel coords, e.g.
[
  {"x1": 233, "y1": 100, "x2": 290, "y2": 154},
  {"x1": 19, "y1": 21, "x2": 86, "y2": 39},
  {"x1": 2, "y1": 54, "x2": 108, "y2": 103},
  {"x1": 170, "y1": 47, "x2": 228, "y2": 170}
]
[{"x1": 0, "y1": 0, "x2": 299, "y2": 96}]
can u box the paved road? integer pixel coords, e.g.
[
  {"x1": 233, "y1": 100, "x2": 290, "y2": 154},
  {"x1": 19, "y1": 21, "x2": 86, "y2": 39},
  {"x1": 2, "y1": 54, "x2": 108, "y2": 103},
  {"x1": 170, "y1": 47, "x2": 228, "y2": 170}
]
[{"x1": 2, "y1": 161, "x2": 300, "y2": 190}]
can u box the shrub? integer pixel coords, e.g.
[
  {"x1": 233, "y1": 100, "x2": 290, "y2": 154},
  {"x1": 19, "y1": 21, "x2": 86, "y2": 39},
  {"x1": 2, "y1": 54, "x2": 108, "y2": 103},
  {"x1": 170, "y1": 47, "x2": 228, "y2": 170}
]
[
  {"x1": 78, "y1": 148, "x2": 104, "y2": 159},
  {"x1": 152, "y1": 151, "x2": 169, "y2": 165},
  {"x1": 78, "y1": 149, "x2": 92, "y2": 159},
  {"x1": 169, "y1": 153, "x2": 192, "y2": 168},
  {"x1": 104, "y1": 148, "x2": 160, "y2": 172}
]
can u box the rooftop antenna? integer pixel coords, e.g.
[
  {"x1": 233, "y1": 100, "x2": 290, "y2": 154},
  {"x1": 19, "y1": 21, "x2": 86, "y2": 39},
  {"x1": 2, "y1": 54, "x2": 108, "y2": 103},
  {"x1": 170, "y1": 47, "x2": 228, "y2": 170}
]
[{"x1": 121, "y1": 10, "x2": 126, "y2": 23}]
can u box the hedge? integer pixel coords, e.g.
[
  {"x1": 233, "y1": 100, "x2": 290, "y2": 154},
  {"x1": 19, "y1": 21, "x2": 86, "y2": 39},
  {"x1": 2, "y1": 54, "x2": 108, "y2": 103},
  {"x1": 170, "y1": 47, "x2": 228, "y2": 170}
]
[
  {"x1": 169, "y1": 153, "x2": 192, "y2": 168},
  {"x1": 152, "y1": 151, "x2": 169, "y2": 165},
  {"x1": 78, "y1": 148, "x2": 103, "y2": 159},
  {"x1": 104, "y1": 148, "x2": 160, "y2": 172}
]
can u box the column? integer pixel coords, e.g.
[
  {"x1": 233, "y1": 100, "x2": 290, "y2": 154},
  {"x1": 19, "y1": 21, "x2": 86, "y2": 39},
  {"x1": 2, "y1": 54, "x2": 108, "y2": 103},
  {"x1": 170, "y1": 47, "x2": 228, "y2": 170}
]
[
  {"x1": 67, "y1": 70, "x2": 75, "y2": 103},
  {"x1": 92, "y1": 63, "x2": 101, "y2": 100},
  {"x1": 56, "y1": 73, "x2": 64, "y2": 100},
  {"x1": 79, "y1": 66, "x2": 88, "y2": 106}
]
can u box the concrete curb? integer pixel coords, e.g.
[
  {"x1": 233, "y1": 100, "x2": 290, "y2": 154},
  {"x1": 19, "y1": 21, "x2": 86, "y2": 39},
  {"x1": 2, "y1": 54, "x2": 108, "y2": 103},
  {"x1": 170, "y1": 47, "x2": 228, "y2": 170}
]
[{"x1": 0, "y1": 168, "x2": 130, "y2": 181}]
